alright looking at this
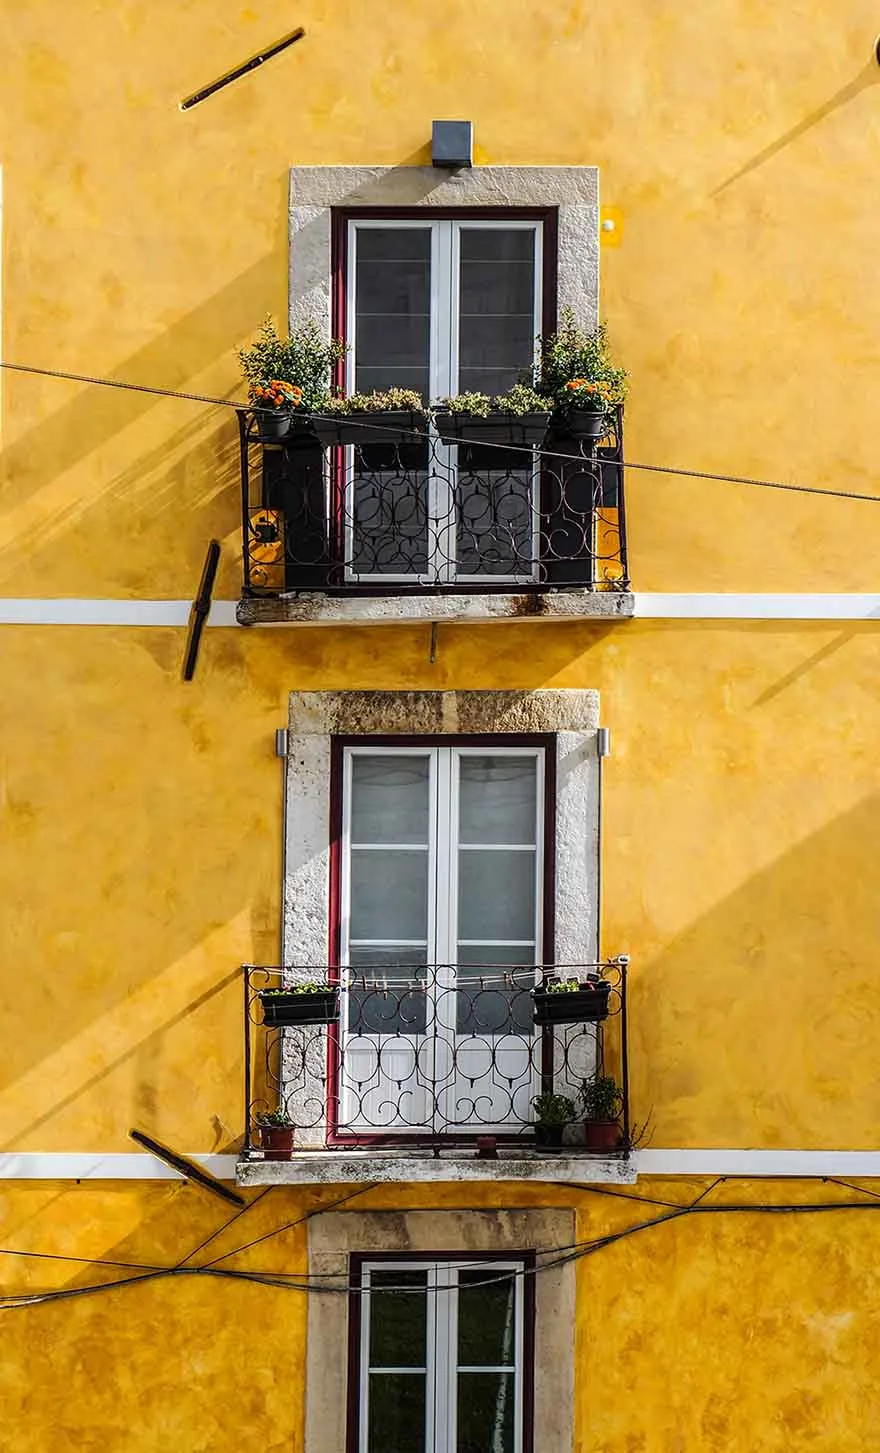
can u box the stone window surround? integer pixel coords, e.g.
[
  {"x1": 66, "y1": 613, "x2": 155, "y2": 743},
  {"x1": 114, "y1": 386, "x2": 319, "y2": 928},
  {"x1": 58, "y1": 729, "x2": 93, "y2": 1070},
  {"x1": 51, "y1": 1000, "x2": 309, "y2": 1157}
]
[
  {"x1": 288, "y1": 164, "x2": 599, "y2": 335},
  {"x1": 305, "y1": 1208, "x2": 576, "y2": 1453},
  {"x1": 284, "y1": 689, "x2": 601, "y2": 970}
]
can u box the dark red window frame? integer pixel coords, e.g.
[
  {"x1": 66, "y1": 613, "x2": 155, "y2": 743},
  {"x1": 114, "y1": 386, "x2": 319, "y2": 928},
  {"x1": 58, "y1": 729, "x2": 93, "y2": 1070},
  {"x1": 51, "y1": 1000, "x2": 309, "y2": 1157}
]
[
  {"x1": 325, "y1": 733, "x2": 558, "y2": 1145},
  {"x1": 330, "y1": 206, "x2": 559, "y2": 394},
  {"x1": 346, "y1": 1249, "x2": 537, "y2": 1453}
]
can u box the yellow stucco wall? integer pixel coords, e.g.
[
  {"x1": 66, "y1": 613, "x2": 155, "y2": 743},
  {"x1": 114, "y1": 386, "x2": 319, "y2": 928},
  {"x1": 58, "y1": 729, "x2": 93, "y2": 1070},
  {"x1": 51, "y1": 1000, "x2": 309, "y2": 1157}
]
[
  {"x1": 3, "y1": 2, "x2": 880, "y2": 1448},
  {"x1": 1, "y1": 1, "x2": 879, "y2": 595},
  {"x1": 3, "y1": 1179, "x2": 880, "y2": 1451},
  {"x1": 1, "y1": 618, "x2": 876, "y2": 1153}
]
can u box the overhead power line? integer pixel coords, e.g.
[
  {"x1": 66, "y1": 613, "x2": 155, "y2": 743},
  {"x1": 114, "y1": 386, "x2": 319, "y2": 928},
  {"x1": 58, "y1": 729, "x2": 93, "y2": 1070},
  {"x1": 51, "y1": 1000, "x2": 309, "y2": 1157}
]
[{"x1": 0, "y1": 358, "x2": 877, "y2": 504}]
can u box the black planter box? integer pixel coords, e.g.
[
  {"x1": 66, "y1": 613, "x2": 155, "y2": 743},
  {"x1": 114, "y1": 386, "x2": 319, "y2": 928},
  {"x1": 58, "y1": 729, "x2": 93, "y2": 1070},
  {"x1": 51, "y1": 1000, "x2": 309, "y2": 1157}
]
[
  {"x1": 310, "y1": 411, "x2": 428, "y2": 447},
  {"x1": 532, "y1": 982, "x2": 611, "y2": 1025},
  {"x1": 564, "y1": 408, "x2": 611, "y2": 443},
  {"x1": 258, "y1": 988, "x2": 340, "y2": 1027},
  {"x1": 433, "y1": 410, "x2": 550, "y2": 448}
]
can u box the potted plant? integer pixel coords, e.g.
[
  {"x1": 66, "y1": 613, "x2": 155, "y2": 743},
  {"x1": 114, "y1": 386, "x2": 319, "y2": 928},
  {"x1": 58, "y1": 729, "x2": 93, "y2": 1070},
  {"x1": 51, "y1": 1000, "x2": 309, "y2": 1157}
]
[
  {"x1": 310, "y1": 388, "x2": 428, "y2": 447},
  {"x1": 433, "y1": 382, "x2": 552, "y2": 447},
  {"x1": 580, "y1": 1075, "x2": 622, "y2": 1152},
  {"x1": 531, "y1": 1092, "x2": 575, "y2": 1151},
  {"x1": 257, "y1": 980, "x2": 340, "y2": 1027},
  {"x1": 255, "y1": 1108, "x2": 295, "y2": 1161},
  {"x1": 539, "y1": 310, "x2": 628, "y2": 443},
  {"x1": 239, "y1": 317, "x2": 346, "y2": 443},
  {"x1": 247, "y1": 379, "x2": 306, "y2": 442},
  {"x1": 531, "y1": 973, "x2": 611, "y2": 1025}
]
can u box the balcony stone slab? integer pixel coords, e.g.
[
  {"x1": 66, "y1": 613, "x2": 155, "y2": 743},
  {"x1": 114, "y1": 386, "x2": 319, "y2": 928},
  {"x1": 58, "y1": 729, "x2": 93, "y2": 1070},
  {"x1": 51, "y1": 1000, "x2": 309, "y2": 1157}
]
[
  {"x1": 236, "y1": 1149, "x2": 637, "y2": 1186},
  {"x1": 237, "y1": 588, "x2": 634, "y2": 627}
]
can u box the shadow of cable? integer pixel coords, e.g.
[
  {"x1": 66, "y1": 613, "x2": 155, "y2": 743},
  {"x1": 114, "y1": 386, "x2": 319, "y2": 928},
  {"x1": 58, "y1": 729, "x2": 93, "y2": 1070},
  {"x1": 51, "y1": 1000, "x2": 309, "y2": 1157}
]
[{"x1": 713, "y1": 60, "x2": 880, "y2": 196}]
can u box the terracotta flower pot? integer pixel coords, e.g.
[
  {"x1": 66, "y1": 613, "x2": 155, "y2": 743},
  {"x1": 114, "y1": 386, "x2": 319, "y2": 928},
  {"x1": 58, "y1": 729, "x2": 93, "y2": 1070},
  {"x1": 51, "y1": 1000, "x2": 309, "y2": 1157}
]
[
  {"x1": 583, "y1": 1120, "x2": 620, "y2": 1152},
  {"x1": 259, "y1": 1124, "x2": 294, "y2": 1161}
]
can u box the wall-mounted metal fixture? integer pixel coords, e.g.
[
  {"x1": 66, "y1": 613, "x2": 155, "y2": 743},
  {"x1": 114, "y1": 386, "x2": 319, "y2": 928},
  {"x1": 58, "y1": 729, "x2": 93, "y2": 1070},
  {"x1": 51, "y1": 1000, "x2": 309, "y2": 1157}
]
[
  {"x1": 432, "y1": 120, "x2": 473, "y2": 168},
  {"x1": 274, "y1": 728, "x2": 289, "y2": 759},
  {"x1": 597, "y1": 727, "x2": 612, "y2": 758},
  {"x1": 180, "y1": 26, "x2": 305, "y2": 111}
]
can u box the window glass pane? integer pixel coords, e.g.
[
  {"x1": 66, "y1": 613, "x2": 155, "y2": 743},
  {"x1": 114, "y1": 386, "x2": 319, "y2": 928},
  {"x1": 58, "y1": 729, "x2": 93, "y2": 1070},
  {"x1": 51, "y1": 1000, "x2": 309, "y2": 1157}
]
[
  {"x1": 456, "y1": 1372, "x2": 515, "y2": 1453},
  {"x1": 458, "y1": 1269, "x2": 516, "y2": 1367},
  {"x1": 350, "y1": 849, "x2": 428, "y2": 941},
  {"x1": 458, "y1": 756, "x2": 538, "y2": 845},
  {"x1": 351, "y1": 756, "x2": 430, "y2": 845},
  {"x1": 457, "y1": 466, "x2": 534, "y2": 578},
  {"x1": 368, "y1": 1374, "x2": 427, "y2": 1453},
  {"x1": 458, "y1": 228, "x2": 536, "y2": 397},
  {"x1": 458, "y1": 849, "x2": 536, "y2": 941},
  {"x1": 351, "y1": 462, "x2": 430, "y2": 576},
  {"x1": 348, "y1": 963, "x2": 429, "y2": 1036},
  {"x1": 368, "y1": 1269, "x2": 428, "y2": 1366},
  {"x1": 454, "y1": 964, "x2": 533, "y2": 1036},
  {"x1": 355, "y1": 227, "x2": 431, "y2": 398}
]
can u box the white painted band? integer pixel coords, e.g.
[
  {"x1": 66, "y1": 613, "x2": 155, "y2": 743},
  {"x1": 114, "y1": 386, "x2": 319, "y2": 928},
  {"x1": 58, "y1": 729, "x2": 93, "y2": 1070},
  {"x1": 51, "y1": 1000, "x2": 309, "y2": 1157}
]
[
  {"x1": 633, "y1": 1149, "x2": 880, "y2": 1176},
  {"x1": 632, "y1": 593, "x2": 880, "y2": 619},
  {"x1": 3, "y1": 1149, "x2": 880, "y2": 1181},
  {"x1": 0, "y1": 1153, "x2": 240, "y2": 1180},
  {"x1": 0, "y1": 595, "x2": 878, "y2": 626},
  {"x1": 0, "y1": 600, "x2": 240, "y2": 626}
]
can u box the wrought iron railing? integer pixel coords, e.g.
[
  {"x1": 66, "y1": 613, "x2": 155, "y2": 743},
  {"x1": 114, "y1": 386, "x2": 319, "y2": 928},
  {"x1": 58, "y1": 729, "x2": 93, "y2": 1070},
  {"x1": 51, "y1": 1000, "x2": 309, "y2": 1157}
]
[
  {"x1": 238, "y1": 411, "x2": 628, "y2": 597},
  {"x1": 241, "y1": 960, "x2": 630, "y2": 1157}
]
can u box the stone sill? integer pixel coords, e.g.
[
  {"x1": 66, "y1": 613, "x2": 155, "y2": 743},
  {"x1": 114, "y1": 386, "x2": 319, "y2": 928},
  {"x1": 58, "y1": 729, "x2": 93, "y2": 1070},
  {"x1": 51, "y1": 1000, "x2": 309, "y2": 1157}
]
[
  {"x1": 237, "y1": 589, "x2": 634, "y2": 627},
  {"x1": 236, "y1": 1150, "x2": 636, "y2": 1186}
]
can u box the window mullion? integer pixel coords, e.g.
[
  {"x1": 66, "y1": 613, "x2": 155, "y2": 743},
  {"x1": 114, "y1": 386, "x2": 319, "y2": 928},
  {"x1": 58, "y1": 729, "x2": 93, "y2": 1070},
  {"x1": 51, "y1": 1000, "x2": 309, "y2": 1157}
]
[
  {"x1": 433, "y1": 1264, "x2": 456, "y2": 1453},
  {"x1": 430, "y1": 222, "x2": 455, "y2": 582}
]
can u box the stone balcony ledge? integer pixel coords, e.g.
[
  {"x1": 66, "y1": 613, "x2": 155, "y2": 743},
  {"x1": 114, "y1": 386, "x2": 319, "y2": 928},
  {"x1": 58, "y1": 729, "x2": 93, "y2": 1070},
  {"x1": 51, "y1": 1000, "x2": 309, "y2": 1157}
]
[
  {"x1": 236, "y1": 1148, "x2": 636, "y2": 1186},
  {"x1": 237, "y1": 588, "x2": 634, "y2": 627}
]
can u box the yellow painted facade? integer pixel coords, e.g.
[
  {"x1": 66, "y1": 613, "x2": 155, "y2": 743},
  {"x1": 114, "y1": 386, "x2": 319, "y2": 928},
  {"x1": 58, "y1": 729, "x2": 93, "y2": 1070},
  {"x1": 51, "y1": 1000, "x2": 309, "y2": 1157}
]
[{"x1": 2, "y1": 1, "x2": 880, "y2": 1448}]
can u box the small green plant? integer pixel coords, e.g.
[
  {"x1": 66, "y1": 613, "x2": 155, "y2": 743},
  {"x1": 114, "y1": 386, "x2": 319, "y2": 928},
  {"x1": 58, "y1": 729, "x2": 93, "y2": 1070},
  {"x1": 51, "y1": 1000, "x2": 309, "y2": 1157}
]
[
  {"x1": 322, "y1": 387, "x2": 426, "y2": 415},
  {"x1": 580, "y1": 1075, "x2": 621, "y2": 1122},
  {"x1": 239, "y1": 317, "x2": 347, "y2": 413},
  {"x1": 545, "y1": 975, "x2": 609, "y2": 995},
  {"x1": 436, "y1": 383, "x2": 551, "y2": 417},
  {"x1": 437, "y1": 391, "x2": 492, "y2": 417},
  {"x1": 255, "y1": 1108, "x2": 295, "y2": 1128},
  {"x1": 496, "y1": 382, "x2": 552, "y2": 415},
  {"x1": 531, "y1": 1092, "x2": 576, "y2": 1126},
  {"x1": 539, "y1": 310, "x2": 628, "y2": 410},
  {"x1": 259, "y1": 981, "x2": 334, "y2": 997}
]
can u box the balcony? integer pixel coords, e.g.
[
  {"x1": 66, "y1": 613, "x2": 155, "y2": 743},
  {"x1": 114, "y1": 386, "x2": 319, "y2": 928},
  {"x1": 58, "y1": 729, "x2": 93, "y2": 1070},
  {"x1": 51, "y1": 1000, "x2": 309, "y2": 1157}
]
[
  {"x1": 235, "y1": 410, "x2": 632, "y2": 627},
  {"x1": 237, "y1": 960, "x2": 634, "y2": 1186}
]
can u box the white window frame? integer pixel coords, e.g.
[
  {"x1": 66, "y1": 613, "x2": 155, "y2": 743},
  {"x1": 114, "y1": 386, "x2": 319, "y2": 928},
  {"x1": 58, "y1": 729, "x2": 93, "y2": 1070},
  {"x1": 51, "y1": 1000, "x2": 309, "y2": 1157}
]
[
  {"x1": 340, "y1": 743, "x2": 545, "y2": 968},
  {"x1": 344, "y1": 217, "x2": 543, "y2": 587},
  {"x1": 338, "y1": 744, "x2": 545, "y2": 1134},
  {"x1": 357, "y1": 1257, "x2": 527, "y2": 1453}
]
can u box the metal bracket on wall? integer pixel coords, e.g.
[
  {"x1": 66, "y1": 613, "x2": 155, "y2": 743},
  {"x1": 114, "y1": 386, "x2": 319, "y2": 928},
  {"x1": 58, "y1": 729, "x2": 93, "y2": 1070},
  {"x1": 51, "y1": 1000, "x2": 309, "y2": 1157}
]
[{"x1": 182, "y1": 540, "x2": 221, "y2": 681}]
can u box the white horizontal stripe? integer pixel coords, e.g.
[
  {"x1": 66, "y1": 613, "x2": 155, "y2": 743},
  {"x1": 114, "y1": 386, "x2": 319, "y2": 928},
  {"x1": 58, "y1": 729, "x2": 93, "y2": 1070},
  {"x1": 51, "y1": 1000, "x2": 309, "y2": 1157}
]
[
  {"x1": 0, "y1": 595, "x2": 878, "y2": 626},
  {"x1": 3, "y1": 1149, "x2": 880, "y2": 1181},
  {"x1": 634, "y1": 1149, "x2": 880, "y2": 1177},
  {"x1": 0, "y1": 1153, "x2": 239, "y2": 1180},
  {"x1": 633, "y1": 593, "x2": 880, "y2": 619},
  {"x1": 0, "y1": 599, "x2": 240, "y2": 626}
]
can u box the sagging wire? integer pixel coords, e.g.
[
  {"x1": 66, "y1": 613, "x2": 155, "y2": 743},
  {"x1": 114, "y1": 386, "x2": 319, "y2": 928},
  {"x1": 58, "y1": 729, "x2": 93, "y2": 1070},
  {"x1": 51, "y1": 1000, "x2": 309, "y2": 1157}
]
[
  {"x1": 1, "y1": 359, "x2": 877, "y2": 505},
  {"x1": 7, "y1": 1180, "x2": 880, "y2": 1308}
]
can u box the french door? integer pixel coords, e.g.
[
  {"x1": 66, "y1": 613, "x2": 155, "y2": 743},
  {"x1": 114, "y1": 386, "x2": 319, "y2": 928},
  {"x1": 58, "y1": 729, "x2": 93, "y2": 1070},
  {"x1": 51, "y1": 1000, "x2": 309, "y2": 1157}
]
[
  {"x1": 355, "y1": 1259, "x2": 528, "y2": 1453},
  {"x1": 338, "y1": 745, "x2": 545, "y2": 1135},
  {"x1": 343, "y1": 217, "x2": 544, "y2": 584}
]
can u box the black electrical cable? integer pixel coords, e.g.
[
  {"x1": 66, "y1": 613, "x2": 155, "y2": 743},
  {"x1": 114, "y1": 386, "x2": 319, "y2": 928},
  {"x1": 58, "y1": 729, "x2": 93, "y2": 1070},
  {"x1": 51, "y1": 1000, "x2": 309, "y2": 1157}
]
[{"x1": 1, "y1": 359, "x2": 877, "y2": 504}]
